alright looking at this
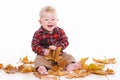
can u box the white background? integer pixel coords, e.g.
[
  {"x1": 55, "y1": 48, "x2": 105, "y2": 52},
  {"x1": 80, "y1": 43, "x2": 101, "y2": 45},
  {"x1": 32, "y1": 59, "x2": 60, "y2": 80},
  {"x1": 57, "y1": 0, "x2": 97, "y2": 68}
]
[{"x1": 0, "y1": 0, "x2": 120, "y2": 66}]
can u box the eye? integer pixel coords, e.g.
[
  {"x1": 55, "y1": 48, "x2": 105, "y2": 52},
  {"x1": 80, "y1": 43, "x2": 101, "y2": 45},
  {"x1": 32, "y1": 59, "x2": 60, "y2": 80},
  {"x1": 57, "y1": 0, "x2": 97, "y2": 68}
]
[
  {"x1": 52, "y1": 19, "x2": 55, "y2": 21},
  {"x1": 45, "y1": 19, "x2": 48, "y2": 21}
]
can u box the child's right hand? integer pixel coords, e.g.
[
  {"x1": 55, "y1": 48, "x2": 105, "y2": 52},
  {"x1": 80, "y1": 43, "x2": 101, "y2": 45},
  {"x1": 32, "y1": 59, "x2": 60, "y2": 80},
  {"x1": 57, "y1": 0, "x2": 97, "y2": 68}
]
[{"x1": 44, "y1": 49, "x2": 50, "y2": 56}]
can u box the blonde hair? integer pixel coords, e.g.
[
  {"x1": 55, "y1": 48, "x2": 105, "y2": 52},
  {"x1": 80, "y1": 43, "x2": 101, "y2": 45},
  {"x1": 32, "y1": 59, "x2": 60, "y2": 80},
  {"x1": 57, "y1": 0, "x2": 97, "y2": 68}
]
[{"x1": 39, "y1": 6, "x2": 57, "y2": 18}]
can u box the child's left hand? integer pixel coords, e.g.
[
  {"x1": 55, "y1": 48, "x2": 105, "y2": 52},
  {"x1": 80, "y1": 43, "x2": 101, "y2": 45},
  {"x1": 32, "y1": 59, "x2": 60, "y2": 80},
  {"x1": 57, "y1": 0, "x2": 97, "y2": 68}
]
[{"x1": 49, "y1": 45, "x2": 56, "y2": 50}]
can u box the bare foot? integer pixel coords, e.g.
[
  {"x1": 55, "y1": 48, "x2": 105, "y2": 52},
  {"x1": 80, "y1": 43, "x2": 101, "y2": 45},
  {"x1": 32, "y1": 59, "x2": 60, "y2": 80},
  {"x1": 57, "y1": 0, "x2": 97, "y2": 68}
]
[
  {"x1": 37, "y1": 66, "x2": 48, "y2": 74},
  {"x1": 66, "y1": 62, "x2": 82, "y2": 72}
]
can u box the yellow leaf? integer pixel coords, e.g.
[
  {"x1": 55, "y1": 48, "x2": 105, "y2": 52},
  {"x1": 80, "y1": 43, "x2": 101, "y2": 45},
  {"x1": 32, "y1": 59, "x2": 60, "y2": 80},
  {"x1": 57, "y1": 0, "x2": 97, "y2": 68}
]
[
  {"x1": 89, "y1": 70, "x2": 105, "y2": 75},
  {"x1": 105, "y1": 68, "x2": 114, "y2": 74},
  {"x1": 0, "y1": 63, "x2": 4, "y2": 69},
  {"x1": 4, "y1": 64, "x2": 17, "y2": 74},
  {"x1": 79, "y1": 57, "x2": 89, "y2": 64},
  {"x1": 20, "y1": 56, "x2": 33, "y2": 64},
  {"x1": 88, "y1": 63, "x2": 104, "y2": 70},
  {"x1": 92, "y1": 58, "x2": 116, "y2": 64}
]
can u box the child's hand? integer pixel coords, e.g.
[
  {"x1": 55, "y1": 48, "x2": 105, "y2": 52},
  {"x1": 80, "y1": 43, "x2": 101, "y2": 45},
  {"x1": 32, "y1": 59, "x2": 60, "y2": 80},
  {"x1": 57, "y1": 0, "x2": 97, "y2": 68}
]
[
  {"x1": 49, "y1": 45, "x2": 56, "y2": 50},
  {"x1": 44, "y1": 49, "x2": 50, "y2": 56}
]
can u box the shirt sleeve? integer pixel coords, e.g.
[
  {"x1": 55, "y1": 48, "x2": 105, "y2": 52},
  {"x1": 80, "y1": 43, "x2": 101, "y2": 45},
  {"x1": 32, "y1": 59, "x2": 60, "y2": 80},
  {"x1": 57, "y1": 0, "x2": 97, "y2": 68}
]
[
  {"x1": 55, "y1": 29, "x2": 69, "y2": 50},
  {"x1": 31, "y1": 31, "x2": 44, "y2": 55}
]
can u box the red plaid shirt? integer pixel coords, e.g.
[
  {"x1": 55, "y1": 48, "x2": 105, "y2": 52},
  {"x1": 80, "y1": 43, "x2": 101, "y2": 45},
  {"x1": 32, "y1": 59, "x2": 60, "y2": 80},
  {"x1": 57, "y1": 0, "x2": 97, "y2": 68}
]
[{"x1": 31, "y1": 26, "x2": 69, "y2": 55}]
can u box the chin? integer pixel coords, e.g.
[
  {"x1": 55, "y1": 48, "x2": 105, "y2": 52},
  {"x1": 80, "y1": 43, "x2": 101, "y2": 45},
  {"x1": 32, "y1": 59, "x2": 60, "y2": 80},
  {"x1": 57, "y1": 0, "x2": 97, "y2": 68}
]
[{"x1": 47, "y1": 28, "x2": 55, "y2": 31}]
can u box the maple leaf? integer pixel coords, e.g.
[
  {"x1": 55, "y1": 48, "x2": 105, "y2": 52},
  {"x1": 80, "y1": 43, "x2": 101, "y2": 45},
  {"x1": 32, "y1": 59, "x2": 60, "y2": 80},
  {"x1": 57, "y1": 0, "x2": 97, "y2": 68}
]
[
  {"x1": 79, "y1": 57, "x2": 89, "y2": 70},
  {"x1": 4, "y1": 64, "x2": 18, "y2": 74},
  {"x1": 0, "y1": 63, "x2": 4, "y2": 69},
  {"x1": 58, "y1": 59, "x2": 67, "y2": 68},
  {"x1": 92, "y1": 57, "x2": 116, "y2": 64},
  {"x1": 105, "y1": 68, "x2": 114, "y2": 74},
  {"x1": 33, "y1": 72, "x2": 48, "y2": 79},
  {"x1": 89, "y1": 68, "x2": 115, "y2": 75},
  {"x1": 88, "y1": 63, "x2": 104, "y2": 70},
  {"x1": 81, "y1": 64, "x2": 89, "y2": 70},
  {"x1": 44, "y1": 47, "x2": 62, "y2": 62},
  {"x1": 66, "y1": 70, "x2": 89, "y2": 78},
  {"x1": 20, "y1": 56, "x2": 33, "y2": 64},
  {"x1": 18, "y1": 64, "x2": 35, "y2": 73},
  {"x1": 54, "y1": 47, "x2": 62, "y2": 62},
  {"x1": 89, "y1": 70, "x2": 106, "y2": 75},
  {"x1": 79, "y1": 57, "x2": 89, "y2": 64}
]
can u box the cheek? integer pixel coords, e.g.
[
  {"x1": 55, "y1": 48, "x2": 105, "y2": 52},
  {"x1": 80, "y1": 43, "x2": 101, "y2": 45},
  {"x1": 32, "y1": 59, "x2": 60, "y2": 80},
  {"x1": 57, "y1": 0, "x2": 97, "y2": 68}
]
[
  {"x1": 41, "y1": 21, "x2": 47, "y2": 25},
  {"x1": 54, "y1": 21, "x2": 58, "y2": 25}
]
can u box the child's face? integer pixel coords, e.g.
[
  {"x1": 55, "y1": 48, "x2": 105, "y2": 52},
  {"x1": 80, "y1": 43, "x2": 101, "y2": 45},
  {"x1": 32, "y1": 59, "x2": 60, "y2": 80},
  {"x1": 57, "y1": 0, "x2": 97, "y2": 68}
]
[{"x1": 39, "y1": 12, "x2": 58, "y2": 32}]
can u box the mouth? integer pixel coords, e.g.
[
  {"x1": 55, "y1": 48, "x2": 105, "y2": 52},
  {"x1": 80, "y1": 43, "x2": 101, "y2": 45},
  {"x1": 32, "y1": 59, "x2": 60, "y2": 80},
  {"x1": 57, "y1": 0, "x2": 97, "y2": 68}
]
[{"x1": 47, "y1": 25, "x2": 53, "y2": 28}]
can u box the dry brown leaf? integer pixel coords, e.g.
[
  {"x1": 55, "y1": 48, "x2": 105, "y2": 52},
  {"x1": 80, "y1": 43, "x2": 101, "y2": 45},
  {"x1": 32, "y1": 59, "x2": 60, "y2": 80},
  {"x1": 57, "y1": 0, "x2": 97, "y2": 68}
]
[
  {"x1": 18, "y1": 65, "x2": 35, "y2": 73},
  {"x1": 66, "y1": 70, "x2": 89, "y2": 78},
  {"x1": 4, "y1": 64, "x2": 18, "y2": 74},
  {"x1": 79, "y1": 57, "x2": 89, "y2": 64},
  {"x1": 20, "y1": 56, "x2": 33, "y2": 64},
  {"x1": 44, "y1": 47, "x2": 62, "y2": 62},
  {"x1": 92, "y1": 58, "x2": 116, "y2": 64},
  {"x1": 48, "y1": 64, "x2": 68, "y2": 76},
  {"x1": 54, "y1": 47, "x2": 62, "y2": 62},
  {"x1": 89, "y1": 70, "x2": 105, "y2": 75},
  {"x1": 48, "y1": 70, "x2": 58, "y2": 76},
  {"x1": 81, "y1": 64, "x2": 89, "y2": 70},
  {"x1": 58, "y1": 59, "x2": 67, "y2": 68},
  {"x1": 48, "y1": 70, "x2": 68, "y2": 76},
  {"x1": 33, "y1": 72, "x2": 48, "y2": 79},
  {"x1": 40, "y1": 76, "x2": 59, "y2": 80},
  {"x1": 89, "y1": 68, "x2": 115, "y2": 75},
  {"x1": 51, "y1": 66, "x2": 63, "y2": 71},
  {"x1": 0, "y1": 63, "x2": 4, "y2": 69},
  {"x1": 88, "y1": 63, "x2": 104, "y2": 70},
  {"x1": 44, "y1": 50, "x2": 55, "y2": 61},
  {"x1": 105, "y1": 68, "x2": 114, "y2": 74},
  {"x1": 18, "y1": 64, "x2": 24, "y2": 72},
  {"x1": 57, "y1": 71, "x2": 69, "y2": 76}
]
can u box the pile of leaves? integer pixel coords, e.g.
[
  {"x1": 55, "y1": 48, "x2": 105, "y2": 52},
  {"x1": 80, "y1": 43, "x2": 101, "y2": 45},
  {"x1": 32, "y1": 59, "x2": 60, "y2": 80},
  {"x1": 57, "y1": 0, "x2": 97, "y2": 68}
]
[
  {"x1": 0, "y1": 47, "x2": 116, "y2": 79},
  {"x1": 0, "y1": 56, "x2": 35, "y2": 74},
  {"x1": 34, "y1": 47, "x2": 116, "y2": 79},
  {"x1": 66, "y1": 57, "x2": 115, "y2": 79}
]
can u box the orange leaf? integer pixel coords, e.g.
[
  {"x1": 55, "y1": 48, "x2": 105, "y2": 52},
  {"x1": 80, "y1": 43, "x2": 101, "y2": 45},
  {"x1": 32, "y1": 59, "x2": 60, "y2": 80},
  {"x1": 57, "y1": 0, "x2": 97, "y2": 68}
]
[
  {"x1": 4, "y1": 64, "x2": 17, "y2": 74},
  {"x1": 0, "y1": 63, "x2": 4, "y2": 69},
  {"x1": 92, "y1": 58, "x2": 116, "y2": 64},
  {"x1": 20, "y1": 56, "x2": 33, "y2": 64}
]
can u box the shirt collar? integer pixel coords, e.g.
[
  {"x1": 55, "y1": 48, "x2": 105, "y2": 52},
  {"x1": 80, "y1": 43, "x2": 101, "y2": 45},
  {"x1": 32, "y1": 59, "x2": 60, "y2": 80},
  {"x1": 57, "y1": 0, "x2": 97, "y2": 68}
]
[{"x1": 41, "y1": 26, "x2": 57, "y2": 34}]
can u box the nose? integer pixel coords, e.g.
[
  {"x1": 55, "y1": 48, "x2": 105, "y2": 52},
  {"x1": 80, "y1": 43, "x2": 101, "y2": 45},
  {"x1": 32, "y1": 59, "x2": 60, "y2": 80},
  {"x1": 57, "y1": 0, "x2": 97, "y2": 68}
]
[{"x1": 48, "y1": 20, "x2": 53, "y2": 24}]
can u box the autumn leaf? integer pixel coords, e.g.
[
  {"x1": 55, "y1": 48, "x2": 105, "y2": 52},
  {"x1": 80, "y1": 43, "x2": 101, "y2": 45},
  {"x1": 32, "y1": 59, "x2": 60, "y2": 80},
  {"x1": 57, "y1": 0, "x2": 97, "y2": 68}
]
[
  {"x1": 89, "y1": 68, "x2": 115, "y2": 75},
  {"x1": 4, "y1": 64, "x2": 18, "y2": 74},
  {"x1": 0, "y1": 63, "x2": 4, "y2": 69},
  {"x1": 58, "y1": 59, "x2": 67, "y2": 68},
  {"x1": 18, "y1": 64, "x2": 35, "y2": 73},
  {"x1": 54, "y1": 47, "x2": 62, "y2": 62},
  {"x1": 88, "y1": 63, "x2": 104, "y2": 70},
  {"x1": 89, "y1": 70, "x2": 105, "y2": 75},
  {"x1": 92, "y1": 58, "x2": 116, "y2": 64},
  {"x1": 66, "y1": 70, "x2": 89, "y2": 78},
  {"x1": 20, "y1": 56, "x2": 33, "y2": 64},
  {"x1": 105, "y1": 68, "x2": 114, "y2": 74},
  {"x1": 79, "y1": 57, "x2": 89, "y2": 64},
  {"x1": 44, "y1": 50, "x2": 55, "y2": 61},
  {"x1": 44, "y1": 47, "x2": 62, "y2": 62}
]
